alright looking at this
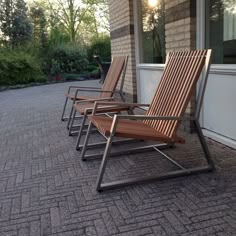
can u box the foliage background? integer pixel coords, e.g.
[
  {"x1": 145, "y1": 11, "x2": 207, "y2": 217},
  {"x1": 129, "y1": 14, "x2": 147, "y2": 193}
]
[{"x1": 0, "y1": 0, "x2": 111, "y2": 86}]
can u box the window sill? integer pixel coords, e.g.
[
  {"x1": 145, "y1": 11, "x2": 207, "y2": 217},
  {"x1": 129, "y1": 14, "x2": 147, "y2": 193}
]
[
  {"x1": 136, "y1": 64, "x2": 165, "y2": 70},
  {"x1": 210, "y1": 64, "x2": 236, "y2": 75},
  {"x1": 137, "y1": 63, "x2": 236, "y2": 75}
]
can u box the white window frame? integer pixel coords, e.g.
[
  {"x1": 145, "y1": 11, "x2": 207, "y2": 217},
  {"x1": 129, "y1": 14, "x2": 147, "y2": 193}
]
[
  {"x1": 133, "y1": 0, "x2": 165, "y2": 103},
  {"x1": 133, "y1": 0, "x2": 165, "y2": 68},
  {"x1": 197, "y1": 0, "x2": 236, "y2": 74},
  {"x1": 134, "y1": 0, "x2": 236, "y2": 73}
]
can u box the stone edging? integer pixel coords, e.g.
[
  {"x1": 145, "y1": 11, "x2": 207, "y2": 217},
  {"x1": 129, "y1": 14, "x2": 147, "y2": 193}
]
[{"x1": 0, "y1": 79, "x2": 99, "y2": 92}]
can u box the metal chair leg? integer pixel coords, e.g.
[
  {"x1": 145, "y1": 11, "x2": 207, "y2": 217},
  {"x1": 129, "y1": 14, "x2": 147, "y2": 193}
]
[
  {"x1": 69, "y1": 109, "x2": 77, "y2": 136},
  {"x1": 61, "y1": 97, "x2": 69, "y2": 121},
  {"x1": 96, "y1": 136, "x2": 114, "y2": 191},
  {"x1": 194, "y1": 120, "x2": 215, "y2": 170},
  {"x1": 93, "y1": 121, "x2": 214, "y2": 191},
  {"x1": 67, "y1": 104, "x2": 74, "y2": 130},
  {"x1": 80, "y1": 122, "x2": 93, "y2": 161},
  {"x1": 76, "y1": 114, "x2": 87, "y2": 150}
]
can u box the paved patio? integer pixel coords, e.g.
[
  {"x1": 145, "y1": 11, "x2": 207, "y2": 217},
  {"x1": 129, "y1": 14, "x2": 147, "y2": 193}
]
[{"x1": 0, "y1": 80, "x2": 235, "y2": 236}]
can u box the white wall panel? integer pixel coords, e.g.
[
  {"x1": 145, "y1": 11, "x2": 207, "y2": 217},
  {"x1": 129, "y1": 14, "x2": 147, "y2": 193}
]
[
  {"x1": 136, "y1": 64, "x2": 236, "y2": 148},
  {"x1": 202, "y1": 72, "x2": 236, "y2": 146},
  {"x1": 137, "y1": 65, "x2": 164, "y2": 104}
]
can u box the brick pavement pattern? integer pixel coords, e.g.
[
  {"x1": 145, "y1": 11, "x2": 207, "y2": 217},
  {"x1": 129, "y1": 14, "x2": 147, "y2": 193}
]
[{"x1": 0, "y1": 81, "x2": 235, "y2": 236}]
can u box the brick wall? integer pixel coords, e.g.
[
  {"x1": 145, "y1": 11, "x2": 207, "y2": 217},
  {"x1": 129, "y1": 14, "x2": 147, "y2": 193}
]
[
  {"x1": 165, "y1": 0, "x2": 196, "y2": 52},
  {"x1": 109, "y1": 0, "x2": 197, "y2": 130},
  {"x1": 108, "y1": 0, "x2": 137, "y2": 102},
  {"x1": 165, "y1": 0, "x2": 197, "y2": 131}
]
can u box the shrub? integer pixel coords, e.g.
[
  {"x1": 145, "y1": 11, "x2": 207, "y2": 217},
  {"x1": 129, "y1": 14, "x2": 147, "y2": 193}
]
[
  {"x1": 87, "y1": 35, "x2": 111, "y2": 62},
  {"x1": 63, "y1": 73, "x2": 80, "y2": 81},
  {"x1": 86, "y1": 64, "x2": 99, "y2": 72},
  {"x1": 0, "y1": 49, "x2": 46, "y2": 86},
  {"x1": 46, "y1": 43, "x2": 88, "y2": 75}
]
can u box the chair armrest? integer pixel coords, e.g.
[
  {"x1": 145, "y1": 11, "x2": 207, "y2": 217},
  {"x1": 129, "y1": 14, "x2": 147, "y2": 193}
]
[
  {"x1": 72, "y1": 89, "x2": 120, "y2": 102},
  {"x1": 68, "y1": 86, "x2": 101, "y2": 93},
  {"x1": 91, "y1": 101, "x2": 150, "y2": 115},
  {"x1": 109, "y1": 114, "x2": 195, "y2": 134},
  {"x1": 72, "y1": 88, "x2": 107, "y2": 102},
  {"x1": 114, "y1": 114, "x2": 195, "y2": 121},
  {"x1": 73, "y1": 88, "x2": 116, "y2": 97},
  {"x1": 94, "y1": 101, "x2": 150, "y2": 107},
  {"x1": 75, "y1": 97, "x2": 115, "y2": 105},
  {"x1": 76, "y1": 89, "x2": 117, "y2": 93},
  {"x1": 74, "y1": 88, "x2": 104, "y2": 93},
  {"x1": 116, "y1": 115, "x2": 180, "y2": 120}
]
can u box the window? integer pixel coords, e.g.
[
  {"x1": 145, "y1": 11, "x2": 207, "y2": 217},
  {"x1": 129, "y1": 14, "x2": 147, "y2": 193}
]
[
  {"x1": 138, "y1": 0, "x2": 166, "y2": 63},
  {"x1": 206, "y1": 0, "x2": 236, "y2": 64}
]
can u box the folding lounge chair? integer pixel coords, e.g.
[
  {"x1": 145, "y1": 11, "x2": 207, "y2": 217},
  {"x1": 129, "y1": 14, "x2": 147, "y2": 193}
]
[
  {"x1": 80, "y1": 49, "x2": 215, "y2": 191},
  {"x1": 61, "y1": 56, "x2": 127, "y2": 129}
]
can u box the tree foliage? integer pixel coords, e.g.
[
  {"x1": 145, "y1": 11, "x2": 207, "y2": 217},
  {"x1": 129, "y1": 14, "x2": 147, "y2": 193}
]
[
  {"x1": 0, "y1": 0, "x2": 14, "y2": 46},
  {"x1": 0, "y1": 0, "x2": 111, "y2": 85},
  {"x1": 11, "y1": 0, "x2": 32, "y2": 47},
  {"x1": 48, "y1": 0, "x2": 109, "y2": 43},
  {"x1": 0, "y1": 48, "x2": 46, "y2": 86},
  {"x1": 29, "y1": 5, "x2": 47, "y2": 49},
  {"x1": 0, "y1": 0, "x2": 32, "y2": 48}
]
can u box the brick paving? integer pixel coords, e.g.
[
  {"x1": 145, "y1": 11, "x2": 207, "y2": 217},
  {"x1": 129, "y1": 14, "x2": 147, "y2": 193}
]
[{"x1": 0, "y1": 80, "x2": 235, "y2": 236}]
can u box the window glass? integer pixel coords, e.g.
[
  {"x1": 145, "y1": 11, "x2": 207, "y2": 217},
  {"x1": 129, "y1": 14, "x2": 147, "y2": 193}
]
[
  {"x1": 138, "y1": 0, "x2": 166, "y2": 63},
  {"x1": 206, "y1": 0, "x2": 236, "y2": 63}
]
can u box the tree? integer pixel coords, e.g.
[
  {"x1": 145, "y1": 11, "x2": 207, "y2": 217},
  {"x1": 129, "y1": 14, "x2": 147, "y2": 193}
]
[
  {"x1": 30, "y1": 6, "x2": 47, "y2": 48},
  {"x1": 11, "y1": 0, "x2": 32, "y2": 47},
  {"x1": 47, "y1": 8, "x2": 70, "y2": 47},
  {"x1": 49, "y1": 0, "x2": 109, "y2": 43},
  {"x1": 0, "y1": 0, "x2": 32, "y2": 47},
  {"x1": 49, "y1": 0, "x2": 81, "y2": 42},
  {"x1": 94, "y1": 0, "x2": 110, "y2": 32},
  {"x1": 0, "y1": 0, "x2": 14, "y2": 46}
]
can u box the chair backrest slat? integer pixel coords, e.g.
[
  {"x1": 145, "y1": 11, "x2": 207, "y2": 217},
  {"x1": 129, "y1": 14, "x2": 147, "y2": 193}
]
[
  {"x1": 159, "y1": 50, "x2": 201, "y2": 134},
  {"x1": 99, "y1": 56, "x2": 126, "y2": 98},
  {"x1": 144, "y1": 50, "x2": 210, "y2": 138}
]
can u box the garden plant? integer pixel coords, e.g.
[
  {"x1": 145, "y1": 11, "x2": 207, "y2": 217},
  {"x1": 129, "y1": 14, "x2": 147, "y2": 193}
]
[{"x1": 0, "y1": 0, "x2": 111, "y2": 88}]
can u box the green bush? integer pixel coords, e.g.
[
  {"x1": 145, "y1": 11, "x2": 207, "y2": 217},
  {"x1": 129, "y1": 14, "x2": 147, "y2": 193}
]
[
  {"x1": 86, "y1": 64, "x2": 99, "y2": 72},
  {"x1": 0, "y1": 49, "x2": 46, "y2": 86},
  {"x1": 62, "y1": 74, "x2": 77, "y2": 81},
  {"x1": 46, "y1": 43, "x2": 88, "y2": 75},
  {"x1": 87, "y1": 35, "x2": 111, "y2": 62}
]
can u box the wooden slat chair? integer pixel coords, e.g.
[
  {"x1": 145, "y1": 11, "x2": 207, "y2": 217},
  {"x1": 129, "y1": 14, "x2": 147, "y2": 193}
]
[
  {"x1": 61, "y1": 56, "x2": 127, "y2": 129},
  {"x1": 80, "y1": 49, "x2": 215, "y2": 191}
]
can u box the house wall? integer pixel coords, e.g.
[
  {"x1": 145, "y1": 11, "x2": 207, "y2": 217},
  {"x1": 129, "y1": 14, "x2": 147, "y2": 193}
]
[
  {"x1": 165, "y1": 0, "x2": 197, "y2": 130},
  {"x1": 108, "y1": 0, "x2": 137, "y2": 102},
  {"x1": 165, "y1": 0, "x2": 196, "y2": 52},
  {"x1": 108, "y1": 0, "x2": 236, "y2": 148},
  {"x1": 108, "y1": 0, "x2": 197, "y2": 106},
  {"x1": 135, "y1": 0, "x2": 197, "y2": 131}
]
